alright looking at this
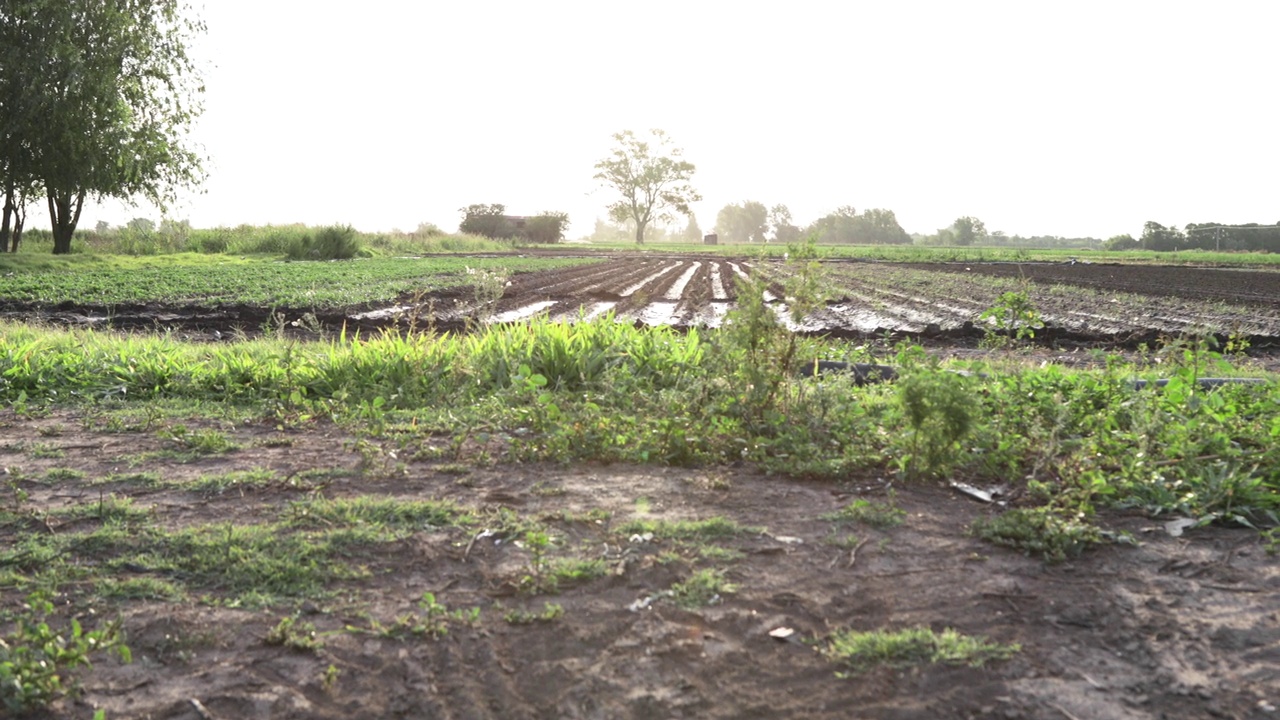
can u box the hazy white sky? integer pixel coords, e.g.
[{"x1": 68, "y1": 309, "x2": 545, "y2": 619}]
[{"x1": 85, "y1": 0, "x2": 1280, "y2": 239}]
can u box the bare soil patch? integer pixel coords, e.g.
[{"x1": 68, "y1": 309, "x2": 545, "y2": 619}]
[{"x1": 2, "y1": 410, "x2": 1277, "y2": 719}]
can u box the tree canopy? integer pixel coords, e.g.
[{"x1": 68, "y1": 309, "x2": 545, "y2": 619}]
[
  {"x1": 804, "y1": 206, "x2": 911, "y2": 245},
  {"x1": 715, "y1": 201, "x2": 768, "y2": 244},
  {"x1": 593, "y1": 129, "x2": 700, "y2": 245},
  {"x1": 0, "y1": 0, "x2": 207, "y2": 253}
]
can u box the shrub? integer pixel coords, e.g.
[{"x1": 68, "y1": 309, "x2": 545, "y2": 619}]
[{"x1": 285, "y1": 225, "x2": 363, "y2": 260}]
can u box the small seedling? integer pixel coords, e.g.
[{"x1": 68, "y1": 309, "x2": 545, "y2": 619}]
[{"x1": 265, "y1": 616, "x2": 324, "y2": 652}]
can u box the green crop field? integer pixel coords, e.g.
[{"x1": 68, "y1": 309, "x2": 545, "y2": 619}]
[{"x1": 0, "y1": 254, "x2": 597, "y2": 309}]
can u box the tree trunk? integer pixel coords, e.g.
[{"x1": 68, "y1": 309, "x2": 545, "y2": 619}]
[
  {"x1": 11, "y1": 202, "x2": 24, "y2": 253},
  {"x1": 48, "y1": 189, "x2": 84, "y2": 255},
  {"x1": 635, "y1": 220, "x2": 646, "y2": 245},
  {"x1": 1, "y1": 185, "x2": 12, "y2": 253}
]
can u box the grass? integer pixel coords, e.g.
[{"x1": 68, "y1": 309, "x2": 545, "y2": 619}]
[
  {"x1": 823, "y1": 625, "x2": 1020, "y2": 672},
  {"x1": 0, "y1": 253, "x2": 596, "y2": 309}
]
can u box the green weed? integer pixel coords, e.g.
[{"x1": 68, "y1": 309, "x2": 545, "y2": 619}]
[
  {"x1": 826, "y1": 497, "x2": 907, "y2": 529},
  {"x1": 669, "y1": 568, "x2": 737, "y2": 609},
  {"x1": 0, "y1": 595, "x2": 131, "y2": 714},
  {"x1": 823, "y1": 625, "x2": 1019, "y2": 673}
]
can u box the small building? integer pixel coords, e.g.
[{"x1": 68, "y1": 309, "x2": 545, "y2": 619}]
[{"x1": 703, "y1": 233, "x2": 718, "y2": 245}]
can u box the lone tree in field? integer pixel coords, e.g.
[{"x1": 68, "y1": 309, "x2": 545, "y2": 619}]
[
  {"x1": 593, "y1": 129, "x2": 700, "y2": 245},
  {"x1": 0, "y1": 1, "x2": 207, "y2": 254}
]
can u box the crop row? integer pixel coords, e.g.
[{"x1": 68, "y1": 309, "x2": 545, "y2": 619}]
[{"x1": 0, "y1": 256, "x2": 599, "y2": 310}]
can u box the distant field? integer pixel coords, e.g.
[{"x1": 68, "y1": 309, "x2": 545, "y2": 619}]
[
  {"x1": 0, "y1": 254, "x2": 599, "y2": 309},
  {"x1": 582, "y1": 240, "x2": 1280, "y2": 266}
]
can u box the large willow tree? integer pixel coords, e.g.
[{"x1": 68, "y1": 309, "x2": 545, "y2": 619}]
[{"x1": 0, "y1": 1, "x2": 206, "y2": 254}]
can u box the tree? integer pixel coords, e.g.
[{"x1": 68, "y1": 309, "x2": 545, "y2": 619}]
[
  {"x1": 715, "y1": 201, "x2": 768, "y2": 244},
  {"x1": 859, "y1": 208, "x2": 911, "y2": 245},
  {"x1": 680, "y1": 214, "x2": 702, "y2": 243},
  {"x1": 1140, "y1": 221, "x2": 1184, "y2": 251},
  {"x1": 458, "y1": 204, "x2": 514, "y2": 239},
  {"x1": 951, "y1": 216, "x2": 987, "y2": 246},
  {"x1": 2, "y1": 1, "x2": 207, "y2": 254},
  {"x1": 768, "y1": 204, "x2": 801, "y2": 244},
  {"x1": 803, "y1": 206, "x2": 909, "y2": 245},
  {"x1": 1103, "y1": 233, "x2": 1139, "y2": 251},
  {"x1": 523, "y1": 212, "x2": 569, "y2": 244},
  {"x1": 593, "y1": 129, "x2": 700, "y2": 245}
]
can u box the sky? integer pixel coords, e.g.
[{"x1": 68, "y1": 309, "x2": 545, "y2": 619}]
[{"x1": 81, "y1": 0, "x2": 1280, "y2": 240}]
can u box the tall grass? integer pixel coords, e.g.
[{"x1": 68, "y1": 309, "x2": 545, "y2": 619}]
[
  {"x1": 0, "y1": 316, "x2": 1276, "y2": 532},
  {"x1": 12, "y1": 224, "x2": 515, "y2": 258}
]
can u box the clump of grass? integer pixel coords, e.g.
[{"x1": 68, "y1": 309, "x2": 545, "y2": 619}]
[
  {"x1": 615, "y1": 516, "x2": 759, "y2": 540},
  {"x1": 825, "y1": 497, "x2": 906, "y2": 529},
  {"x1": 971, "y1": 507, "x2": 1106, "y2": 563},
  {"x1": 823, "y1": 625, "x2": 1019, "y2": 673},
  {"x1": 669, "y1": 568, "x2": 737, "y2": 609},
  {"x1": 284, "y1": 224, "x2": 364, "y2": 260}
]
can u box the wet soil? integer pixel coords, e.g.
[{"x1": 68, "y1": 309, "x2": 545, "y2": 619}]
[
  {"x1": 1, "y1": 410, "x2": 1277, "y2": 719},
  {"x1": 5, "y1": 256, "x2": 1280, "y2": 357}
]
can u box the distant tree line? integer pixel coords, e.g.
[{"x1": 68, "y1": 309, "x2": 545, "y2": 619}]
[
  {"x1": 711, "y1": 202, "x2": 910, "y2": 245},
  {"x1": 1103, "y1": 221, "x2": 1280, "y2": 252},
  {"x1": 458, "y1": 204, "x2": 570, "y2": 244}
]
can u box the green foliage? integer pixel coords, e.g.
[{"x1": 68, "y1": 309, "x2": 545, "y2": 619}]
[
  {"x1": 265, "y1": 616, "x2": 324, "y2": 652},
  {"x1": 823, "y1": 625, "x2": 1018, "y2": 673},
  {"x1": 2, "y1": 0, "x2": 207, "y2": 254},
  {"x1": 594, "y1": 129, "x2": 701, "y2": 244},
  {"x1": 0, "y1": 253, "x2": 591, "y2": 308},
  {"x1": 284, "y1": 225, "x2": 364, "y2": 260},
  {"x1": 458, "y1": 204, "x2": 514, "y2": 239},
  {"x1": 971, "y1": 506, "x2": 1107, "y2": 563},
  {"x1": 503, "y1": 602, "x2": 564, "y2": 625},
  {"x1": 826, "y1": 497, "x2": 907, "y2": 529},
  {"x1": 715, "y1": 201, "x2": 768, "y2": 244},
  {"x1": 615, "y1": 516, "x2": 759, "y2": 540},
  {"x1": 523, "y1": 212, "x2": 570, "y2": 244},
  {"x1": 354, "y1": 593, "x2": 478, "y2": 639},
  {"x1": 895, "y1": 371, "x2": 974, "y2": 478},
  {"x1": 669, "y1": 568, "x2": 737, "y2": 609},
  {"x1": 0, "y1": 596, "x2": 131, "y2": 714},
  {"x1": 979, "y1": 290, "x2": 1045, "y2": 344},
  {"x1": 803, "y1": 206, "x2": 911, "y2": 245}
]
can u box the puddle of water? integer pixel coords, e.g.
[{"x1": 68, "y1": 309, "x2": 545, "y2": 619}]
[
  {"x1": 350, "y1": 305, "x2": 414, "y2": 320},
  {"x1": 710, "y1": 264, "x2": 729, "y2": 300},
  {"x1": 637, "y1": 301, "x2": 680, "y2": 326},
  {"x1": 620, "y1": 262, "x2": 682, "y2": 297},
  {"x1": 582, "y1": 301, "x2": 617, "y2": 321},
  {"x1": 489, "y1": 301, "x2": 557, "y2": 323},
  {"x1": 664, "y1": 262, "x2": 701, "y2": 300}
]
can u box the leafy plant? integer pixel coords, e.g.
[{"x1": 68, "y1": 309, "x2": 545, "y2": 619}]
[
  {"x1": 979, "y1": 289, "x2": 1044, "y2": 346},
  {"x1": 265, "y1": 616, "x2": 324, "y2": 652},
  {"x1": 895, "y1": 371, "x2": 974, "y2": 479},
  {"x1": 0, "y1": 596, "x2": 131, "y2": 714},
  {"x1": 971, "y1": 506, "x2": 1107, "y2": 563},
  {"x1": 503, "y1": 602, "x2": 564, "y2": 625}
]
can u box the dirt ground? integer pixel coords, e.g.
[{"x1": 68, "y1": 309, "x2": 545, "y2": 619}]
[{"x1": 2, "y1": 410, "x2": 1278, "y2": 720}]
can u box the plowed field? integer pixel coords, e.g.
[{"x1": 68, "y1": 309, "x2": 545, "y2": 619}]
[{"x1": 382, "y1": 256, "x2": 1280, "y2": 350}]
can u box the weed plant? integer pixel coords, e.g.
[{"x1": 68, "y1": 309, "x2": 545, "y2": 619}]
[
  {"x1": 1, "y1": 308, "x2": 1277, "y2": 553},
  {"x1": 823, "y1": 625, "x2": 1019, "y2": 673}
]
